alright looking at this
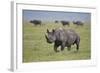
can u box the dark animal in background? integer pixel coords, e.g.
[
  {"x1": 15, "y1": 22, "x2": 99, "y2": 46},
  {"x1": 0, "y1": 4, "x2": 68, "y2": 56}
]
[
  {"x1": 30, "y1": 20, "x2": 41, "y2": 26},
  {"x1": 45, "y1": 28, "x2": 80, "y2": 52},
  {"x1": 73, "y1": 21, "x2": 84, "y2": 26},
  {"x1": 55, "y1": 20, "x2": 59, "y2": 23},
  {"x1": 61, "y1": 21, "x2": 70, "y2": 26}
]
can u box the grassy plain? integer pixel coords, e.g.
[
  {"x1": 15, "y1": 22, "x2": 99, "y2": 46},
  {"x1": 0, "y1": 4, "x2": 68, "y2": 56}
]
[{"x1": 23, "y1": 22, "x2": 91, "y2": 62}]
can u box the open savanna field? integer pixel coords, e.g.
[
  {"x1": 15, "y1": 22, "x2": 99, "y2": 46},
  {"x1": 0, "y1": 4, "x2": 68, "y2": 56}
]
[{"x1": 23, "y1": 22, "x2": 91, "y2": 63}]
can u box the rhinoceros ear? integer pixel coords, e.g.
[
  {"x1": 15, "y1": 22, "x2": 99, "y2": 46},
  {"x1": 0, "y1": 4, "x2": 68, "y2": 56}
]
[
  {"x1": 47, "y1": 29, "x2": 49, "y2": 33},
  {"x1": 52, "y1": 29, "x2": 55, "y2": 33}
]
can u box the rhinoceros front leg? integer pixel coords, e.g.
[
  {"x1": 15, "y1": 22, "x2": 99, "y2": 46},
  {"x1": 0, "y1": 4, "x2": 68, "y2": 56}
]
[{"x1": 54, "y1": 44, "x2": 59, "y2": 52}]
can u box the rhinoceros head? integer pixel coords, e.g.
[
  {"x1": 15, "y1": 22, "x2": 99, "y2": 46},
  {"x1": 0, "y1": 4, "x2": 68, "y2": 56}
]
[{"x1": 45, "y1": 29, "x2": 56, "y2": 43}]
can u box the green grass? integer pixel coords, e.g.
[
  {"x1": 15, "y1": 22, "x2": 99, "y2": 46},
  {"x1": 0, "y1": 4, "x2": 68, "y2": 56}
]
[{"x1": 23, "y1": 22, "x2": 91, "y2": 63}]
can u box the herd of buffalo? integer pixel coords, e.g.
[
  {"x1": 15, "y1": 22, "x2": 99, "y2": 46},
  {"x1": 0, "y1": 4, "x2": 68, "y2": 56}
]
[
  {"x1": 29, "y1": 20, "x2": 84, "y2": 52},
  {"x1": 30, "y1": 20, "x2": 84, "y2": 26}
]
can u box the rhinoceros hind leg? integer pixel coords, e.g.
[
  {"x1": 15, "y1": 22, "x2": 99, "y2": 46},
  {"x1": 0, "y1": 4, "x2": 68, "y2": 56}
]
[{"x1": 67, "y1": 45, "x2": 71, "y2": 51}]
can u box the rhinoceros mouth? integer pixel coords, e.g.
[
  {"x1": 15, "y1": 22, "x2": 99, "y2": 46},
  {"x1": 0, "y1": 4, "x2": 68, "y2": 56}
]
[{"x1": 45, "y1": 35, "x2": 54, "y2": 44}]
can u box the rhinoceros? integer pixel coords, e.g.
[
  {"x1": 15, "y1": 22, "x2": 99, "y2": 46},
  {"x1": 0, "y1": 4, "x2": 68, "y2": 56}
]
[{"x1": 45, "y1": 28, "x2": 80, "y2": 52}]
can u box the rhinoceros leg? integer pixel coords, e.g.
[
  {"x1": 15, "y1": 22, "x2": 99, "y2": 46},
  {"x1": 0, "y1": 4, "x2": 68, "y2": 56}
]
[
  {"x1": 54, "y1": 41, "x2": 62, "y2": 52},
  {"x1": 61, "y1": 42, "x2": 66, "y2": 51},
  {"x1": 67, "y1": 45, "x2": 71, "y2": 51},
  {"x1": 76, "y1": 44, "x2": 79, "y2": 51},
  {"x1": 76, "y1": 38, "x2": 80, "y2": 51},
  {"x1": 54, "y1": 44, "x2": 59, "y2": 52}
]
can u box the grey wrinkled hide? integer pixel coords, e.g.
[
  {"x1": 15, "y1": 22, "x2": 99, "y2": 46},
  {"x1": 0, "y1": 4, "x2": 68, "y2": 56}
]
[{"x1": 45, "y1": 28, "x2": 80, "y2": 52}]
